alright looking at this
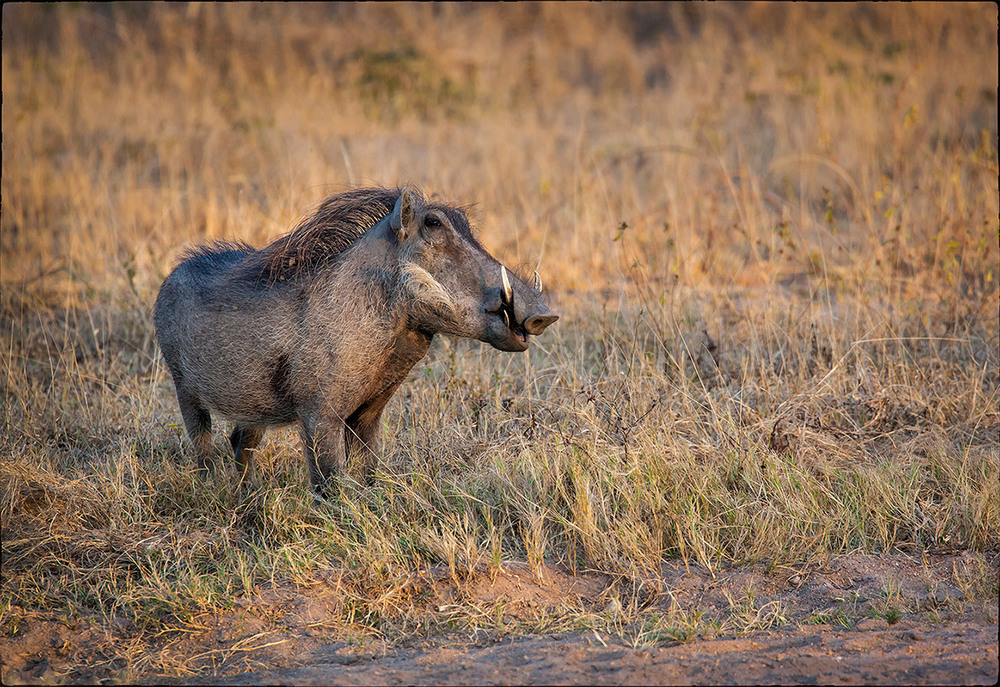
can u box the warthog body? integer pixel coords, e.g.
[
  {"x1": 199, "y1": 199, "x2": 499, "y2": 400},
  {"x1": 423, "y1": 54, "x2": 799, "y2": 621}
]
[{"x1": 154, "y1": 187, "x2": 557, "y2": 495}]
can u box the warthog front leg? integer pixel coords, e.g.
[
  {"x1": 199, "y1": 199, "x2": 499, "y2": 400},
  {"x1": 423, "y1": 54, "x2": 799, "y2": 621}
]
[
  {"x1": 229, "y1": 425, "x2": 265, "y2": 475},
  {"x1": 299, "y1": 415, "x2": 347, "y2": 498},
  {"x1": 345, "y1": 406, "x2": 384, "y2": 485}
]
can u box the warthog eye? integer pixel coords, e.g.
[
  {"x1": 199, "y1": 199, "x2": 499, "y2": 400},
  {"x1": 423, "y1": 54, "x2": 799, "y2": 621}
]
[{"x1": 424, "y1": 215, "x2": 442, "y2": 229}]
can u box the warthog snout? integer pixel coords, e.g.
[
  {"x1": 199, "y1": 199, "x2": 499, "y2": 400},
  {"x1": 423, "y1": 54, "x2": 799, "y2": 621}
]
[
  {"x1": 155, "y1": 186, "x2": 559, "y2": 498},
  {"x1": 524, "y1": 312, "x2": 559, "y2": 335},
  {"x1": 487, "y1": 264, "x2": 559, "y2": 350}
]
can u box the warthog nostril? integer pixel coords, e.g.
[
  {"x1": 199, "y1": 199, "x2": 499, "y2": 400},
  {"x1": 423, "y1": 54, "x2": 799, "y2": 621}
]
[{"x1": 524, "y1": 313, "x2": 559, "y2": 335}]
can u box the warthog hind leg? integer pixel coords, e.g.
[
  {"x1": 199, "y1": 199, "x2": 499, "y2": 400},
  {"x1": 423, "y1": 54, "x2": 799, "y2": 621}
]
[{"x1": 176, "y1": 386, "x2": 213, "y2": 475}]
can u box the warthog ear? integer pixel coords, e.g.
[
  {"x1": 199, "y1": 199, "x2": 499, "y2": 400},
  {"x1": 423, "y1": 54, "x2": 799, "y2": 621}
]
[{"x1": 390, "y1": 187, "x2": 416, "y2": 241}]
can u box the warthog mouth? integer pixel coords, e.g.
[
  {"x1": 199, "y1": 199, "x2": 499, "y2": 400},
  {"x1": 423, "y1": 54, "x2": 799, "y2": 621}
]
[
  {"x1": 488, "y1": 302, "x2": 530, "y2": 345},
  {"x1": 487, "y1": 265, "x2": 556, "y2": 351},
  {"x1": 494, "y1": 265, "x2": 530, "y2": 346},
  {"x1": 508, "y1": 321, "x2": 530, "y2": 345}
]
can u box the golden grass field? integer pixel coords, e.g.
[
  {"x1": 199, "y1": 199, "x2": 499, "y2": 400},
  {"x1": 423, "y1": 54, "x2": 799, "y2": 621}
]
[{"x1": 2, "y1": 2, "x2": 998, "y2": 682}]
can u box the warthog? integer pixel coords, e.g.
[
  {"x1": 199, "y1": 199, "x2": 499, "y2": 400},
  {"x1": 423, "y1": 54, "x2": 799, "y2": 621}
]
[{"x1": 155, "y1": 187, "x2": 558, "y2": 496}]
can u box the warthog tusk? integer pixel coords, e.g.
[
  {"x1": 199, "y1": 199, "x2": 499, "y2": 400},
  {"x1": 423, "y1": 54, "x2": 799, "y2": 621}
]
[
  {"x1": 533, "y1": 271, "x2": 542, "y2": 293},
  {"x1": 501, "y1": 308, "x2": 510, "y2": 328},
  {"x1": 500, "y1": 265, "x2": 513, "y2": 305}
]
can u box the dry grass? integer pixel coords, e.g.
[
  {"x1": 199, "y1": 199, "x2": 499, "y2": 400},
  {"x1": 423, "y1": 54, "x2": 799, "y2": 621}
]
[{"x1": 2, "y1": 0, "x2": 998, "y2": 676}]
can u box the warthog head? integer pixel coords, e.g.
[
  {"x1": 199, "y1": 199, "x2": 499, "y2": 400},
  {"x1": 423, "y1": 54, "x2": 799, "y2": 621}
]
[{"x1": 389, "y1": 188, "x2": 558, "y2": 351}]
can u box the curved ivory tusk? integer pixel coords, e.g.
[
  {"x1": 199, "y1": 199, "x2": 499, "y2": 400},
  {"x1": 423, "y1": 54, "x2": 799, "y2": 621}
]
[
  {"x1": 533, "y1": 271, "x2": 542, "y2": 293},
  {"x1": 500, "y1": 265, "x2": 513, "y2": 305},
  {"x1": 501, "y1": 308, "x2": 510, "y2": 328}
]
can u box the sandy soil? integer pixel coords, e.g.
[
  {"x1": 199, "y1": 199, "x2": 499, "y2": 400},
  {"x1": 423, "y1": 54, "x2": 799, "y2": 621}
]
[{"x1": 2, "y1": 553, "x2": 997, "y2": 685}]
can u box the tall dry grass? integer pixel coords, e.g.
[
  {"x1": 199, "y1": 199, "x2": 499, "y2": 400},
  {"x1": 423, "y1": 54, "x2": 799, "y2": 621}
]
[{"x1": 2, "y1": 0, "x2": 998, "y2": 661}]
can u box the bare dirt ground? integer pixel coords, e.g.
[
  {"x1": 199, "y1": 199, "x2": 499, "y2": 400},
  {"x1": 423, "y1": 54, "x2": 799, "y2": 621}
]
[{"x1": 2, "y1": 553, "x2": 996, "y2": 685}]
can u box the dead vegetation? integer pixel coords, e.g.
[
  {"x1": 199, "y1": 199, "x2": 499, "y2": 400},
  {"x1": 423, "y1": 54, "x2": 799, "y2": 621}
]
[{"x1": 1, "y1": 2, "x2": 998, "y2": 682}]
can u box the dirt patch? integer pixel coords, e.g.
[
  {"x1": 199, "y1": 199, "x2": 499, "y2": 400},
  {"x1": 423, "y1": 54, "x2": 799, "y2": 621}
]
[
  {"x1": 1, "y1": 553, "x2": 996, "y2": 685},
  {"x1": 212, "y1": 622, "x2": 997, "y2": 686}
]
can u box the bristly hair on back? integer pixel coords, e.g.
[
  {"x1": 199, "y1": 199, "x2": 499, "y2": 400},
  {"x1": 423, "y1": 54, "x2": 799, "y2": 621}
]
[
  {"x1": 234, "y1": 186, "x2": 483, "y2": 284},
  {"x1": 245, "y1": 187, "x2": 404, "y2": 284}
]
